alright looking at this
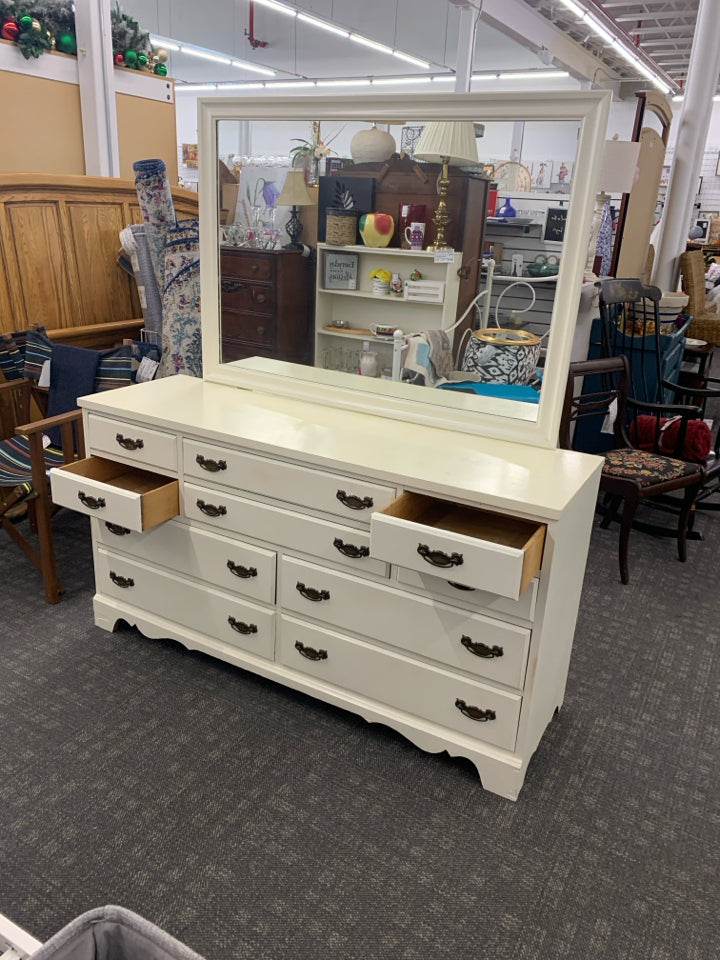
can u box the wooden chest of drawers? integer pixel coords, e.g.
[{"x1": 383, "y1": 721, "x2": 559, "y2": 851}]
[{"x1": 220, "y1": 247, "x2": 313, "y2": 365}]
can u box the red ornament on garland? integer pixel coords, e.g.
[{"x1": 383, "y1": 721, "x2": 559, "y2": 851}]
[
  {"x1": 114, "y1": 51, "x2": 124, "y2": 64},
  {"x1": 1, "y1": 17, "x2": 20, "y2": 41}
]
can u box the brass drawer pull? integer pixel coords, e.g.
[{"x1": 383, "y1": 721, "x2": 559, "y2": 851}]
[
  {"x1": 460, "y1": 636, "x2": 504, "y2": 659},
  {"x1": 196, "y1": 499, "x2": 227, "y2": 518},
  {"x1": 336, "y1": 489, "x2": 373, "y2": 511},
  {"x1": 196, "y1": 454, "x2": 227, "y2": 472},
  {"x1": 105, "y1": 522, "x2": 131, "y2": 536},
  {"x1": 254, "y1": 292, "x2": 267, "y2": 304},
  {"x1": 78, "y1": 491, "x2": 105, "y2": 510},
  {"x1": 295, "y1": 640, "x2": 328, "y2": 661},
  {"x1": 418, "y1": 543, "x2": 464, "y2": 568},
  {"x1": 227, "y1": 560, "x2": 257, "y2": 579},
  {"x1": 296, "y1": 581, "x2": 330, "y2": 602},
  {"x1": 455, "y1": 699, "x2": 496, "y2": 722},
  {"x1": 109, "y1": 570, "x2": 134, "y2": 589},
  {"x1": 116, "y1": 433, "x2": 144, "y2": 451},
  {"x1": 228, "y1": 616, "x2": 258, "y2": 635},
  {"x1": 333, "y1": 537, "x2": 370, "y2": 559},
  {"x1": 221, "y1": 278, "x2": 246, "y2": 293}
]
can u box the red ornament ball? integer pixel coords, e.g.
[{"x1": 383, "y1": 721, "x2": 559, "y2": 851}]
[
  {"x1": 0, "y1": 17, "x2": 19, "y2": 41},
  {"x1": 114, "y1": 52, "x2": 124, "y2": 64}
]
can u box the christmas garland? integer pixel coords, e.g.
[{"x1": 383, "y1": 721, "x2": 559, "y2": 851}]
[{"x1": 0, "y1": 0, "x2": 169, "y2": 74}]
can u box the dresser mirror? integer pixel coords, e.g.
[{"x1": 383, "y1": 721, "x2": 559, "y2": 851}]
[{"x1": 199, "y1": 91, "x2": 610, "y2": 447}]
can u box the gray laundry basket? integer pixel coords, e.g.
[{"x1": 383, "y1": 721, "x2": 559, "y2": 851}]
[{"x1": 26, "y1": 906, "x2": 207, "y2": 960}]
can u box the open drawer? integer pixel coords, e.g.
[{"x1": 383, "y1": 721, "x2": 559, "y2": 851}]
[
  {"x1": 50, "y1": 456, "x2": 179, "y2": 532},
  {"x1": 370, "y1": 492, "x2": 546, "y2": 601}
]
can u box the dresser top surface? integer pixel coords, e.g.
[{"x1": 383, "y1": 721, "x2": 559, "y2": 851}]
[{"x1": 81, "y1": 376, "x2": 602, "y2": 519}]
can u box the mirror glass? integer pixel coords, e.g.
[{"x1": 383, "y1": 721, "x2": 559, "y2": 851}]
[{"x1": 199, "y1": 93, "x2": 610, "y2": 447}]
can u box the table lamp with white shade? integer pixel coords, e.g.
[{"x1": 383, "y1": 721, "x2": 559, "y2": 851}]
[
  {"x1": 277, "y1": 171, "x2": 316, "y2": 249},
  {"x1": 413, "y1": 121, "x2": 480, "y2": 250},
  {"x1": 585, "y1": 137, "x2": 641, "y2": 277}
]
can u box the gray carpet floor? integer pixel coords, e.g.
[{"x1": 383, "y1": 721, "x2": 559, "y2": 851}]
[{"x1": 1, "y1": 499, "x2": 719, "y2": 959}]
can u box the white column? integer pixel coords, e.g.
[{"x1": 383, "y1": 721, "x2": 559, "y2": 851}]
[
  {"x1": 74, "y1": 0, "x2": 120, "y2": 177},
  {"x1": 454, "y1": 7, "x2": 477, "y2": 94},
  {"x1": 652, "y1": 0, "x2": 720, "y2": 291}
]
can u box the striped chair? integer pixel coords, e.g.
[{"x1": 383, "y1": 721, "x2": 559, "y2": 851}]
[{"x1": 0, "y1": 328, "x2": 140, "y2": 603}]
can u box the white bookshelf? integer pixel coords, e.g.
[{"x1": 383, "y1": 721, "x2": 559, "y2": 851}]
[{"x1": 315, "y1": 243, "x2": 461, "y2": 373}]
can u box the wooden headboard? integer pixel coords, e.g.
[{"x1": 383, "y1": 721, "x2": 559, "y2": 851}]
[{"x1": 0, "y1": 173, "x2": 199, "y2": 348}]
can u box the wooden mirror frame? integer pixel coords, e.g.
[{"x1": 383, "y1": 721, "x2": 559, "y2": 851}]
[{"x1": 198, "y1": 90, "x2": 610, "y2": 448}]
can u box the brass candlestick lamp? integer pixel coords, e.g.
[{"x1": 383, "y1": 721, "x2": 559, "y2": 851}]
[{"x1": 413, "y1": 121, "x2": 480, "y2": 250}]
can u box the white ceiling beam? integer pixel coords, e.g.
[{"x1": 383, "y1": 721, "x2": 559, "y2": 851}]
[
  {"x1": 614, "y1": 12, "x2": 698, "y2": 22},
  {"x1": 477, "y1": 0, "x2": 623, "y2": 86}
]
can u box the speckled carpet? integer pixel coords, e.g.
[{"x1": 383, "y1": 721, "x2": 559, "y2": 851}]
[{"x1": 1, "y1": 498, "x2": 718, "y2": 959}]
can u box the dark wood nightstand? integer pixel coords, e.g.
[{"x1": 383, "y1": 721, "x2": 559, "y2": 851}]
[{"x1": 220, "y1": 247, "x2": 314, "y2": 365}]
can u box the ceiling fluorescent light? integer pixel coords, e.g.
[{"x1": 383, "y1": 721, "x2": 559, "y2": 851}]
[
  {"x1": 181, "y1": 47, "x2": 231, "y2": 64},
  {"x1": 584, "y1": 14, "x2": 616, "y2": 47},
  {"x1": 316, "y1": 79, "x2": 371, "y2": 87},
  {"x1": 471, "y1": 73, "x2": 498, "y2": 81},
  {"x1": 392, "y1": 51, "x2": 430, "y2": 69},
  {"x1": 253, "y1": 0, "x2": 297, "y2": 16},
  {"x1": 231, "y1": 60, "x2": 276, "y2": 76},
  {"x1": 150, "y1": 37, "x2": 180, "y2": 51},
  {"x1": 267, "y1": 80, "x2": 316, "y2": 88},
  {"x1": 176, "y1": 84, "x2": 218, "y2": 92},
  {"x1": 496, "y1": 71, "x2": 569, "y2": 79},
  {"x1": 350, "y1": 35, "x2": 395, "y2": 55},
  {"x1": 432, "y1": 75, "x2": 456, "y2": 83},
  {"x1": 557, "y1": 0, "x2": 586, "y2": 18},
  {"x1": 373, "y1": 77, "x2": 431, "y2": 85},
  {"x1": 297, "y1": 13, "x2": 349, "y2": 37}
]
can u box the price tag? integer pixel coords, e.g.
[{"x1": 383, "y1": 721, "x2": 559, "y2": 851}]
[
  {"x1": 433, "y1": 248, "x2": 456, "y2": 263},
  {"x1": 136, "y1": 356, "x2": 159, "y2": 382}
]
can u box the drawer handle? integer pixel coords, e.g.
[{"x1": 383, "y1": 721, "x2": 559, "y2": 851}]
[
  {"x1": 460, "y1": 636, "x2": 504, "y2": 659},
  {"x1": 227, "y1": 560, "x2": 258, "y2": 579},
  {"x1": 295, "y1": 640, "x2": 328, "y2": 661},
  {"x1": 78, "y1": 491, "x2": 105, "y2": 510},
  {"x1": 221, "y1": 278, "x2": 246, "y2": 293},
  {"x1": 333, "y1": 537, "x2": 370, "y2": 559},
  {"x1": 109, "y1": 570, "x2": 134, "y2": 589},
  {"x1": 256, "y1": 325, "x2": 265, "y2": 336},
  {"x1": 116, "y1": 433, "x2": 144, "y2": 451},
  {"x1": 417, "y1": 543, "x2": 464, "y2": 569},
  {"x1": 296, "y1": 581, "x2": 330, "y2": 602},
  {"x1": 254, "y1": 293, "x2": 267, "y2": 304},
  {"x1": 228, "y1": 616, "x2": 258, "y2": 635},
  {"x1": 196, "y1": 499, "x2": 227, "y2": 518},
  {"x1": 105, "y1": 522, "x2": 131, "y2": 536},
  {"x1": 196, "y1": 454, "x2": 227, "y2": 472},
  {"x1": 455, "y1": 699, "x2": 496, "y2": 722},
  {"x1": 448, "y1": 581, "x2": 475, "y2": 592},
  {"x1": 336, "y1": 489, "x2": 374, "y2": 511}
]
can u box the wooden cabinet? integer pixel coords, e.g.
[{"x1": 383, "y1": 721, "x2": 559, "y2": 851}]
[
  {"x1": 51, "y1": 375, "x2": 602, "y2": 801},
  {"x1": 220, "y1": 247, "x2": 313, "y2": 365}
]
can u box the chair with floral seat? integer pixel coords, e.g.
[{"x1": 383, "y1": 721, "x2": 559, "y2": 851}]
[{"x1": 559, "y1": 355, "x2": 705, "y2": 585}]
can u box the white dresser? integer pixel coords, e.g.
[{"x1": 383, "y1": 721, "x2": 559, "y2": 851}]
[{"x1": 51, "y1": 374, "x2": 601, "y2": 800}]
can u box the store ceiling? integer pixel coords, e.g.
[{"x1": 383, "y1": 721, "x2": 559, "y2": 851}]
[
  {"x1": 122, "y1": 0, "x2": 700, "y2": 93},
  {"x1": 523, "y1": 0, "x2": 700, "y2": 93}
]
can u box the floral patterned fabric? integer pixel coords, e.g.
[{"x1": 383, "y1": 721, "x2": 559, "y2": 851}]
[
  {"x1": 603, "y1": 448, "x2": 697, "y2": 486},
  {"x1": 160, "y1": 220, "x2": 202, "y2": 378},
  {"x1": 133, "y1": 159, "x2": 202, "y2": 378}
]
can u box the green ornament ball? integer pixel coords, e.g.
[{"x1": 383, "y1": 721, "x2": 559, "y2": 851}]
[
  {"x1": 56, "y1": 31, "x2": 76, "y2": 54},
  {"x1": 124, "y1": 49, "x2": 137, "y2": 66},
  {"x1": 137, "y1": 52, "x2": 148, "y2": 67},
  {"x1": 19, "y1": 14, "x2": 33, "y2": 30},
  {"x1": 153, "y1": 62, "x2": 167, "y2": 76}
]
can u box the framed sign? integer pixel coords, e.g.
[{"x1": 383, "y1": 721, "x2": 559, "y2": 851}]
[
  {"x1": 323, "y1": 251, "x2": 359, "y2": 290},
  {"x1": 543, "y1": 205, "x2": 569, "y2": 245}
]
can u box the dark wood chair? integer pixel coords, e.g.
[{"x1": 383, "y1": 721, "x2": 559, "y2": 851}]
[{"x1": 560, "y1": 356, "x2": 704, "y2": 585}]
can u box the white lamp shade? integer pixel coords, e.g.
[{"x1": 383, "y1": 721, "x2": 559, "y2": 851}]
[
  {"x1": 277, "y1": 170, "x2": 316, "y2": 206},
  {"x1": 414, "y1": 121, "x2": 479, "y2": 166},
  {"x1": 598, "y1": 139, "x2": 641, "y2": 195}
]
